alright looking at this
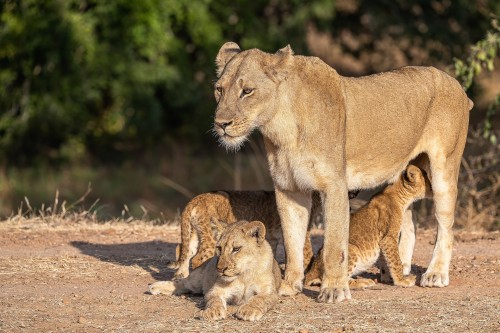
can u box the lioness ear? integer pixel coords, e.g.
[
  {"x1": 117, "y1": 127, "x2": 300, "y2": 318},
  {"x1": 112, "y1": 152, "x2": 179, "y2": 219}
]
[
  {"x1": 245, "y1": 221, "x2": 266, "y2": 245},
  {"x1": 265, "y1": 44, "x2": 294, "y2": 83},
  {"x1": 276, "y1": 44, "x2": 294, "y2": 56},
  {"x1": 216, "y1": 42, "x2": 241, "y2": 77}
]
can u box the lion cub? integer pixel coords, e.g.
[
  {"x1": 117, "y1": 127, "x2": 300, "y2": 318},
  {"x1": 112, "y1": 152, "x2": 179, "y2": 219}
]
[
  {"x1": 149, "y1": 220, "x2": 281, "y2": 321},
  {"x1": 305, "y1": 165, "x2": 431, "y2": 288},
  {"x1": 168, "y1": 190, "x2": 322, "y2": 279}
]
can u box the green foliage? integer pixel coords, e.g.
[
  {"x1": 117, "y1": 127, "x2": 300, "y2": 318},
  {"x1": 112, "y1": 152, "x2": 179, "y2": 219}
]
[
  {"x1": 0, "y1": 0, "x2": 498, "y2": 165},
  {"x1": 454, "y1": 19, "x2": 500, "y2": 90},
  {"x1": 453, "y1": 19, "x2": 500, "y2": 144},
  {"x1": 0, "y1": 0, "x2": 335, "y2": 165}
]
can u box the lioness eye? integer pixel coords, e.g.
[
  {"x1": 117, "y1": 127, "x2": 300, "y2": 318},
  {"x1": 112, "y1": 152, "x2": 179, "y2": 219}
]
[
  {"x1": 216, "y1": 86, "x2": 222, "y2": 93},
  {"x1": 232, "y1": 246, "x2": 241, "y2": 253},
  {"x1": 241, "y1": 88, "x2": 253, "y2": 97}
]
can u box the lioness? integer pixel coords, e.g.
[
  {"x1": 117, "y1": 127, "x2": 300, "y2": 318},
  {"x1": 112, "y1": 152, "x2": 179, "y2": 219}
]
[
  {"x1": 149, "y1": 220, "x2": 281, "y2": 321},
  {"x1": 168, "y1": 190, "x2": 322, "y2": 279},
  {"x1": 213, "y1": 42, "x2": 472, "y2": 303},
  {"x1": 305, "y1": 165, "x2": 431, "y2": 288}
]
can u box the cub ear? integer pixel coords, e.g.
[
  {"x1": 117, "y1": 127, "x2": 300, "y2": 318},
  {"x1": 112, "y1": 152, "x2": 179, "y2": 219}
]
[
  {"x1": 244, "y1": 221, "x2": 266, "y2": 245},
  {"x1": 403, "y1": 165, "x2": 420, "y2": 184},
  {"x1": 216, "y1": 42, "x2": 241, "y2": 77}
]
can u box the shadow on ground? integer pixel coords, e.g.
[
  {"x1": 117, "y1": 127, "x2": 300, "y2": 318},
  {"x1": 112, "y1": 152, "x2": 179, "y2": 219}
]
[{"x1": 70, "y1": 240, "x2": 177, "y2": 280}]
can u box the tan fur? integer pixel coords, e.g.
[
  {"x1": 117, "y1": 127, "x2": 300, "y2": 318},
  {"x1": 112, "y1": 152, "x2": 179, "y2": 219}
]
[
  {"x1": 149, "y1": 220, "x2": 281, "y2": 321},
  {"x1": 305, "y1": 165, "x2": 431, "y2": 288},
  {"x1": 168, "y1": 190, "x2": 321, "y2": 279},
  {"x1": 213, "y1": 42, "x2": 472, "y2": 302}
]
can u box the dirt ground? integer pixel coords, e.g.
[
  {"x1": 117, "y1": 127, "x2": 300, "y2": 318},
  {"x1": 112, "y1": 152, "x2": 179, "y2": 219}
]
[{"x1": 0, "y1": 219, "x2": 499, "y2": 333}]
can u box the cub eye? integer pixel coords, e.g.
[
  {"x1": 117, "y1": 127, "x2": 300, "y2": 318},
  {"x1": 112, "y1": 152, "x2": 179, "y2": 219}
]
[
  {"x1": 216, "y1": 246, "x2": 222, "y2": 255},
  {"x1": 232, "y1": 246, "x2": 241, "y2": 254},
  {"x1": 241, "y1": 88, "x2": 254, "y2": 97}
]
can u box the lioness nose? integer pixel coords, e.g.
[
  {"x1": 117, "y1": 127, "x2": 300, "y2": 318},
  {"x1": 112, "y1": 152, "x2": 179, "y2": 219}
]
[{"x1": 215, "y1": 120, "x2": 233, "y2": 130}]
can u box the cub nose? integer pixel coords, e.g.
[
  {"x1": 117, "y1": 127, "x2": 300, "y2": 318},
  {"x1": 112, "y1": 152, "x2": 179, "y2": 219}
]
[
  {"x1": 215, "y1": 120, "x2": 233, "y2": 130},
  {"x1": 217, "y1": 266, "x2": 226, "y2": 274}
]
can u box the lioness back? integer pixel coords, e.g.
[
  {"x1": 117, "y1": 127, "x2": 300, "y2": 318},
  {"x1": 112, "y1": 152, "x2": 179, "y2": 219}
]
[
  {"x1": 169, "y1": 190, "x2": 320, "y2": 279},
  {"x1": 305, "y1": 165, "x2": 431, "y2": 288}
]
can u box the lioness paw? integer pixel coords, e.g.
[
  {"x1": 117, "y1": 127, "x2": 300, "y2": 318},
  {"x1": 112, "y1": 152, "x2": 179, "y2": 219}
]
[
  {"x1": 199, "y1": 306, "x2": 226, "y2": 321},
  {"x1": 235, "y1": 304, "x2": 265, "y2": 321},
  {"x1": 148, "y1": 281, "x2": 175, "y2": 295},
  {"x1": 394, "y1": 274, "x2": 416, "y2": 287},
  {"x1": 317, "y1": 279, "x2": 351, "y2": 303},
  {"x1": 420, "y1": 271, "x2": 449, "y2": 288}
]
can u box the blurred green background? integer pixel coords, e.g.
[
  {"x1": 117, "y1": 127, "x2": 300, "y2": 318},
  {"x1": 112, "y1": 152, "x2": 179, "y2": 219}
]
[{"x1": 0, "y1": 0, "x2": 498, "y2": 228}]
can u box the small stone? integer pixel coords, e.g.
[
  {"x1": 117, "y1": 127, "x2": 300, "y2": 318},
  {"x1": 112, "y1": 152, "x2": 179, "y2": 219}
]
[{"x1": 78, "y1": 316, "x2": 87, "y2": 324}]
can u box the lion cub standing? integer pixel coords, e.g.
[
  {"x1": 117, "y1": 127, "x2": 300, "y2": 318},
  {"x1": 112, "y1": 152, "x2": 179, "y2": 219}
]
[
  {"x1": 169, "y1": 190, "x2": 322, "y2": 279},
  {"x1": 149, "y1": 220, "x2": 281, "y2": 321},
  {"x1": 305, "y1": 165, "x2": 431, "y2": 288}
]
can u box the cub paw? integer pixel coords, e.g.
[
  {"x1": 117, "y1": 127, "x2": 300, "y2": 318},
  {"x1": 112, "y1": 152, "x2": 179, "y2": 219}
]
[
  {"x1": 420, "y1": 271, "x2": 449, "y2": 288},
  {"x1": 278, "y1": 280, "x2": 301, "y2": 296},
  {"x1": 305, "y1": 278, "x2": 322, "y2": 287},
  {"x1": 317, "y1": 280, "x2": 351, "y2": 303},
  {"x1": 394, "y1": 274, "x2": 416, "y2": 288},
  {"x1": 235, "y1": 304, "x2": 265, "y2": 321},
  {"x1": 349, "y1": 278, "x2": 376, "y2": 289},
  {"x1": 166, "y1": 260, "x2": 180, "y2": 269},
  {"x1": 199, "y1": 306, "x2": 226, "y2": 321},
  {"x1": 148, "y1": 281, "x2": 175, "y2": 295}
]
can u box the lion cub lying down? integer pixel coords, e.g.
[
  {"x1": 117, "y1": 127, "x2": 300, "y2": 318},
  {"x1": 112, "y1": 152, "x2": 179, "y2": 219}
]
[
  {"x1": 168, "y1": 190, "x2": 322, "y2": 279},
  {"x1": 305, "y1": 165, "x2": 431, "y2": 288},
  {"x1": 149, "y1": 220, "x2": 281, "y2": 321}
]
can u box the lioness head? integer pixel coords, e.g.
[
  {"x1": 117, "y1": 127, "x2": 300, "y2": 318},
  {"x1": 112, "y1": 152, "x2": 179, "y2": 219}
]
[
  {"x1": 213, "y1": 42, "x2": 293, "y2": 151},
  {"x1": 215, "y1": 220, "x2": 267, "y2": 282},
  {"x1": 400, "y1": 165, "x2": 432, "y2": 200}
]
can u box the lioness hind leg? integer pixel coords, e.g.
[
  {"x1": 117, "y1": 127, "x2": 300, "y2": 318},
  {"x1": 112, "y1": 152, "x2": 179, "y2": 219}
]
[{"x1": 421, "y1": 154, "x2": 462, "y2": 287}]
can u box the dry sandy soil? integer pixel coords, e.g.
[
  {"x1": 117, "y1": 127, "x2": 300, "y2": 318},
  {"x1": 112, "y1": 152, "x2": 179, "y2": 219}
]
[{"x1": 1, "y1": 219, "x2": 499, "y2": 333}]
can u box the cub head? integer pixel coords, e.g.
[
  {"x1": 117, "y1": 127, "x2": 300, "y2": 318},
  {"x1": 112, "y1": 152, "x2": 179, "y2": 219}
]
[
  {"x1": 400, "y1": 165, "x2": 432, "y2": 200},
  {"x1": 213, "y1": 42, "x2": 294, "y2": 151},
  {"x1": 215, "y1": 220, "x2": 267, "y2": 282}
]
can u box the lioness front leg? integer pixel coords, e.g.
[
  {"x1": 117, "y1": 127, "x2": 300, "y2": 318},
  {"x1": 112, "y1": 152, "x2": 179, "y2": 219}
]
[
  {"x1": 318, "y1": 183, "x2": 351, "y2": 303},
  {"x1": 275, "y1": 189, "x2": 311, "y2": 296},
  {"x1": 235, "y1": 293, "x2": 278, "y2": 322}
]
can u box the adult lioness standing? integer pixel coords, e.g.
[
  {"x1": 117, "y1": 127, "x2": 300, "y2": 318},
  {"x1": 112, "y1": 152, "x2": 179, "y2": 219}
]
[{"x1": 212, "y1": 42, "x2": 472, "y2": 303}]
